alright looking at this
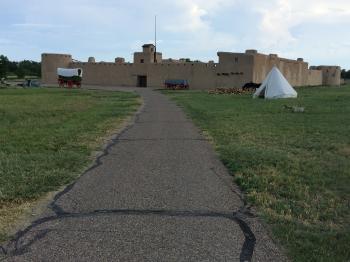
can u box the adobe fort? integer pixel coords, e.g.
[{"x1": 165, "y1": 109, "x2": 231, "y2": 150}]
[{"x1": 41, "y1": 44, "x2": 341, "y2": 89}]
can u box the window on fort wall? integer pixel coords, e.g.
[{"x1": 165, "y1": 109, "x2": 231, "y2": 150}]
[
  {"x1": 235, "y1": 57, "x2": 238, "y2": 62},
  {"x1": 140, "y1": 59, "x2": 144, "y2": 63}
]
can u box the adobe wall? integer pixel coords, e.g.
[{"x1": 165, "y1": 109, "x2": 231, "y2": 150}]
[
  {"x1": 133, "y1": 52, "x2": 162, "y2": 64},
  {"x1": 70, "y1": 62, "x2": 136, "y2": 86},
  {"x1": 307, "y1": 69, "x2": 323, "y2": 86},
  {"x1": 311, "y1": 66, "x2": 341, "y2": 86},
  {"x1": 41, "y1": 53, "x2": 72, "y2": 84},
  {"x1": 149, "y1": 63, "x2": 217, "y2": 89},
  {"x1": 69, "y1": 61, "x2": 217, "y2": 89},
  {"x1": 215, "y1": 52, "x2": 254, "y2": 88},
  {"x1": 252, "y1": 53, "x2": 309, "y2": 86}
]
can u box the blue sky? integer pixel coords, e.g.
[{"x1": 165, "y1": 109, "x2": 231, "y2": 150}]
[{"x1": 1, "y1": 0, "x2": 350, "y2": 69}]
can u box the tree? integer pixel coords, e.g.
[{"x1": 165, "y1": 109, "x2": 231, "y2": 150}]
[
  {"x1": 0, "y1": 56, "x2": 41, "y2": 78},
  {"x1": 15, "y1": 67, "x2": 25, "y2": 79},
  {"x1": 346, "y1": 70, "x2": 350, "y2": 79},
  {"x1": 17, "y1": 60, "x2": 41, "y2": 77},
  {"x1": 0, "y1": 55, "x2": 9, "y2": 78},
  {"x1": 8, "y1": 61, "x2": 18, "y2": 74},
  {"x1": 341, "y1": 69, "x2": 346, "y2": 79},
  {"x1": 341, "y1": 69, "x2": 350, "y2": 79}
]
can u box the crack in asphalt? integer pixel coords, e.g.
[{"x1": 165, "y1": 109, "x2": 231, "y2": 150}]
[
  {"x1": 137, "y1": 121, "x2": 192, "y2": 123},
  {"x1": 14, "y1": 230, "x2": 51, "y2": 256},
  {"x1": 0, "y1": 90, "x2": 257, "y2": 262},
  {"x1": 210, "y1": 167, "x2": 256, "y2": 219},
  {"x1": 49, "y1": 100, "x2": 145, "y2": 216},
  {"x1": 1, "y1": 208, "x2": 255, "y2": 261},
  {"x1": 118, "y1": 138, "x2": 208, "y2": 142}
]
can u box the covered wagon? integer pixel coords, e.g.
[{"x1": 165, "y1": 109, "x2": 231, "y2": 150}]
[{"x1": 57, "y1": 68, "x2": 83, "y2": 88}]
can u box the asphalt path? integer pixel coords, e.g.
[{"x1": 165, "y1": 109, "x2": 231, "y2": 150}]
[{"x1": 1, "y1": 87, "x2": 285, "y2": 261}]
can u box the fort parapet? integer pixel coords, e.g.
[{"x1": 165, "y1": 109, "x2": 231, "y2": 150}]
[{"x1": 41, "y1": 44, "x2": 341, "y2": 89}]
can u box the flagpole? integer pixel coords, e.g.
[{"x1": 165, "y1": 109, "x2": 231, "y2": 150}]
[{"x1": 154, "y1": 15, "x2": 157, "y2": 63}]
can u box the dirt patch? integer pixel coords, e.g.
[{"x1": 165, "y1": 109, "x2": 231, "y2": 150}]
[
  {"x1": 0, "y1": 191, "x2": 56, "y2": 243},
  {"x1": 339, "y1": 146, "x2": 350, "y2": 157}
]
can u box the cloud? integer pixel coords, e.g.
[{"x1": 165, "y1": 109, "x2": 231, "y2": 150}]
[
  {"x1": 164, "y1": 0, "x2": 236, "y2": 32},
  {"x1": 160, "y1": 0, "x2": 237, "y2": 58},
  {"x1": 12, "y1": 23, "x2": 71, "y2": 29},
  {"x1": 1, "y1": 0, "x2": 350, "y2": 67},
  {"x1": 251, "y1": 0, "x2": 350, "y2": 49},
  {"x1": 164, "y1": 5, "x2": 207, "y2": 32}
]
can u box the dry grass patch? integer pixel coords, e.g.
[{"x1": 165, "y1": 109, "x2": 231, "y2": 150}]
[{"x1": 0, "y1": 88, "x2": 140, "y2": 242}]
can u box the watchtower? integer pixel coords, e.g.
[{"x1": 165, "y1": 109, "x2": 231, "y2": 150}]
[
  {"x1": 41, "y1": 53, "x2": 72, "y2": 84},
  {"x1": 133, "y1": 44, "x2": 162, "y2": 64}
]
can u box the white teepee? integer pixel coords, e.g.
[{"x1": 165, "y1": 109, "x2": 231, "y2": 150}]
[{"x1": 253, "y1": 66, "x2": 297, "y2": 99}]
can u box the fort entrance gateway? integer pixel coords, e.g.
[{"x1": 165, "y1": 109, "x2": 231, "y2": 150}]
[{"x1": 137, "y1": 75, "x2": 147, "y2": 87}]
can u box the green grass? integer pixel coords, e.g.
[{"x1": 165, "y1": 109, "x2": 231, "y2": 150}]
[
  {"x1": 0, "y1": 88, "x2": 140, "y2": 239},
  {"x1": 164, "y1": 86, "x2": 350, "y2": 262}
]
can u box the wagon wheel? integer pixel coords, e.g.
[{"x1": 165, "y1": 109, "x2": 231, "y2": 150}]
[
  {"x1": 58, "y1": 79, "x2": 64, "y2": 88},
  {"x1": 67, "y1": 80, "x2": 73, "y2": 89}
]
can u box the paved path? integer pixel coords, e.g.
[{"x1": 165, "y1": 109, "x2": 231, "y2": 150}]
[{"x1": 1, "y1": 87, "x2": 285, "y2": 261}]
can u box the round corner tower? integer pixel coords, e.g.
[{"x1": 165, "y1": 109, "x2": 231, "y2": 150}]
[{"x1": 41, "y1": 53, "x2": 72, "y2": 85}]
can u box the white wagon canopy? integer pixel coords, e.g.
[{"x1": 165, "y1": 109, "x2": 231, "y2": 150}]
[
  {"x1": 253, "y1": 66, "x2": 297, "y2": 99},
  {"x1": 57, "y1": 68, "x2": 83, "y2": 88},
  {"x1": 57, "y1": 68, "x2": 83, "y2": 78}
]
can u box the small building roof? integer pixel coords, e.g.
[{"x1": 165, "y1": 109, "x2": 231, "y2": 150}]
[{"x1": 142, "y1": 44, "x2": 155, "y2": 48}]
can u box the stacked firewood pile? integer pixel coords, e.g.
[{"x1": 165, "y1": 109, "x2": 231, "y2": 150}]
[{"x1": 208, "y1": 87, "x2": 256, "y2": 95}]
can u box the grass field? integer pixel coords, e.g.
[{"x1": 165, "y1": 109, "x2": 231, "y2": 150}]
[
  {"x1": 165, "y1": 86, "x2": 350, "y2": 262},
  {"x1": 0, "y1": 88, "x2": 140, "y2": 241}
]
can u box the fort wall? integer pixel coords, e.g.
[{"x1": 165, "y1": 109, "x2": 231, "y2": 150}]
[
  {"x1": 252, "y1": 53, "x2": 309, "y2": 86},
  {"x1": 307, "y1": 69, "x2": 323, "y2": 86},
  {"x1": 310, "y1": 66, "x2": 341, "y2": 86},
  {"x1": 148, "y1": 63, "x2": 217, "y2": 89},
  {"x1": 70, "y1": 62, "x2": 136, "y2": 86},
  {"x1": 41, "y1": 45, "x2": 340, "y2": 89},
  {"x1": 215, "y1": 52, "x2": 254, "y2": 88},
  {"x1": 69, "y1": 62, "x2": 217, "y2": 89}
]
